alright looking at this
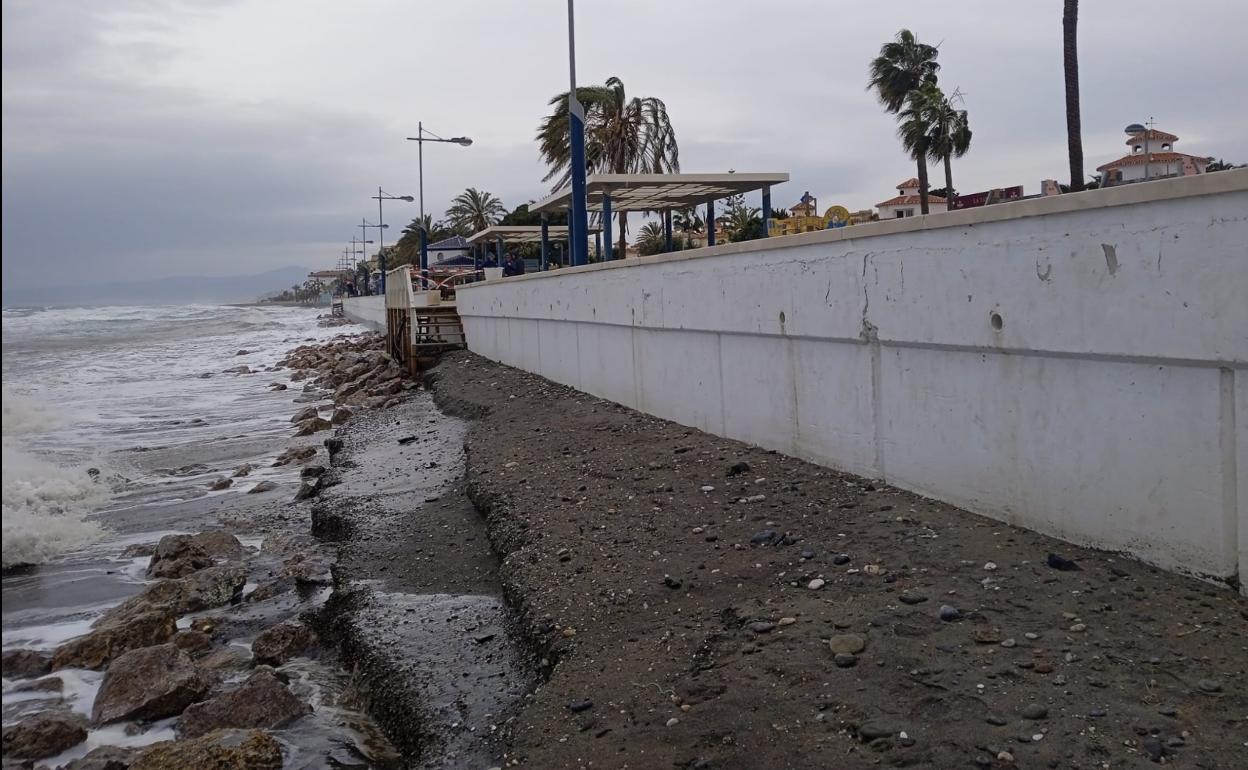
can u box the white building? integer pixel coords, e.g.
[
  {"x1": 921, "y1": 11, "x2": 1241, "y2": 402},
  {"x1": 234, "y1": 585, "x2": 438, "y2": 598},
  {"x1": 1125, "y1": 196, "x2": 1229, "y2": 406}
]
[
  {"x1": 1097, "y1": 128, "x2": 1211, "y2": 186},
  {"x1": 875, "y1": 178, "x2": 948, "y2": 219}
]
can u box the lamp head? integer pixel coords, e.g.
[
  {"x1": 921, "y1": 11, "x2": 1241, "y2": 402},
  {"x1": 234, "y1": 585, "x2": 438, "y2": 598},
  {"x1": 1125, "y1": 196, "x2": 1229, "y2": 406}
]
[{"x1": 452, "y1": 137, "x2": 473, "y2": 146}]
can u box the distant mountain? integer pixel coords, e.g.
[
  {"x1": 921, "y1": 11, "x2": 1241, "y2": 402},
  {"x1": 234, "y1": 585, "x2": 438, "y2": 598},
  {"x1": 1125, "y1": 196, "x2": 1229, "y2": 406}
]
[{"x1": 1, "y1": 266, "x2": 314, "y2": 307}]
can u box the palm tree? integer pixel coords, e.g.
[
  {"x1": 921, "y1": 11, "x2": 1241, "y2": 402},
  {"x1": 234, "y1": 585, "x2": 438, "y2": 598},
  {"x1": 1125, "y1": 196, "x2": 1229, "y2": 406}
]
[
  {"x1": 925, "y1": 88, "x2": 972, "y2": 201},
  {"x1": 537, "y1": 76, "x2": 679, "y2": 255},
  {"x1": 672, "y1": 208, "x2": 703, "y2": 246},
  {"x1": 868, "y1": 29, "x2": 941, "y2": 213},
  {"x1": 1063, "y1": 1, "x2": 1085, "y2": 192},
  {"x1": 722, "y1": 198, "x2": 762, "y2": 242},
  {"x1": 897, "y1": 83, "x2": 943, "y2": 212},
  {"x1": 635, "y1": 222, "x2": 667, "y2": 256},
  {"x1": 445, "y1": 188, "x2": 506, "y2": 234}
]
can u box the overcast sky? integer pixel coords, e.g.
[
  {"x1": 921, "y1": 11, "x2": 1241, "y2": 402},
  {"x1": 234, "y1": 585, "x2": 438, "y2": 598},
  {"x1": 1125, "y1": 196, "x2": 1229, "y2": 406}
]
[{"x1": 3, "y1": 0, "x2": 1246, "y2": 289}]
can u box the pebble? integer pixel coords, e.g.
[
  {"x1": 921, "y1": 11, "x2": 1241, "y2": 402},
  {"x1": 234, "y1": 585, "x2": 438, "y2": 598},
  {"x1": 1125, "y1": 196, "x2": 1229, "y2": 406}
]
[
  {"x1": 1196, "y1": 678, "x2": 1222, "y2": 693},
  {"x1": 800, "y1": 548, "x2": 815, "y2": 559},
  {"x1": 691, "y1": 527, "x2": 704, "y2": 534},
  {"x1": 778, "y1": 617, "x2": 797, "y2": 626},
  {"x1": 1021, "y1": 703, "x2": 1048, "y2": 720},
  {"x1": 897, "y1": 732, "x2": 915, "y2": 747},
  {"x1": 828, "y1": 634, "x2": 866, "y2": 654},
  {"x1": 807, "y1": 578, "x2": 826, "y2": 590},
  {"x1": 984, "y1": 562, "x2": 998, "y2": 571},
  {"x1": 666, "y1": 717, "x2": 680, "y2": 728},
  {"x1": 898, "y1": 592, "x2": 928, "y2": 605},
  {"x1": 939, "y1": 605, "x2": 961, "y2": 622},
  {"x1": 1141, "y1": 736, "x2": 1165, "y2": 761},
  {"x1": 562, "y1": 628, "x2": 577, "y2": 638},
  {"x1": 832, "y1": 553, "x2": 851, "y2": 565},
  {"x1": 749, "y1": 621, "x2": 776, "y2": 634},
  {"x1": 568, "y1": 699, "x2": 593, "y2": 712},
  {"x1": 1000, "y1": 638, "x2": 1017, "y2": 648},
  {"x1": 1024, "y1": 632, "x2": 1039, "y2": 640},
  {"x1": 1157, "y1": 704, "x2": 1178, "y2": 717},
  {"x1": 699, "y1": 485, "x2": 715, "y2": 492},
  {"x1": 1069, "y1": 623, "x2": 1087, "y2": 633},
  {"x1": 996, "y1": 751, "x2": 1014, "y2": 763},
  {"x1": 974, "y1": 626, "x2": 1002, "y2": 644},
  {"x1": 986, "y1": 715, "x2": 1008, "y2": 726},
  {"x1": 1088, "y1": 708, "x2": 1106, "y2": 718},
  {"x1": 663, "y1": 576, "x2": 683, "y2": 589},
  {"x1": 833, "y1": 653, "x2": 858, "y2": 668}
]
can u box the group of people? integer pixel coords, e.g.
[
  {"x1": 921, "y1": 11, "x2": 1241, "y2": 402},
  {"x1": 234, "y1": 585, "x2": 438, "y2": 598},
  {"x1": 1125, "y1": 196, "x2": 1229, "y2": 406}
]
[{"x1": 482, "y1": 252, "x2": 528, "y2": 276}]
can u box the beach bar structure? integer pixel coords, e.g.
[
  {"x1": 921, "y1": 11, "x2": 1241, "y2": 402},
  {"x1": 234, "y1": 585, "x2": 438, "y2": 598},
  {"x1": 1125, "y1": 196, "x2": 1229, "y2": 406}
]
[
  {"x1": 530, "y1": 172, "x2": 789, "y2": 264},
  {"x1": 465, "y1": 224, "x2": 601, "y2": 271}
]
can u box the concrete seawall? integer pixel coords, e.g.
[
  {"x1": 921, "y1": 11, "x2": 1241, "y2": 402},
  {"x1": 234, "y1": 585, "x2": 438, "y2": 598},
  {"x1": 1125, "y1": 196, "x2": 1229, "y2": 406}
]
[
  {"x1": 342, "y1": 295, "x2": 385, "y2": 331},
  {"x1": 454, "y1": 171, "x2": 1248, "y2": 590}
]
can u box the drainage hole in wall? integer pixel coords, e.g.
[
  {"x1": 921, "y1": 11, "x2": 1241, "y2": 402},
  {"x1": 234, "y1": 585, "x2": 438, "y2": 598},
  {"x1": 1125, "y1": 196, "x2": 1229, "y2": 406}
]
[
  {"x1": 779, "y1": 311, "x2": 786, "y2": 326},
  {"x1": 990, "y1": 311, "x2": 1004, "y2": 331}
]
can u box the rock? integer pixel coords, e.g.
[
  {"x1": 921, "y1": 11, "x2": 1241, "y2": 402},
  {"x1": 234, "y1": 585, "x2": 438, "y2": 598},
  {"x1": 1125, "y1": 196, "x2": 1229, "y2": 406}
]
[
  {"x1": 247, "y1": 481, "x2": 278, "y2": 494},
  {"x1": 2, "y1": 710, "x2": 88, "y2": 760},
  {"x1": 222, "y1": 365, "x2": 251, "y2": 374},
  {"x1": 2, "y1": 648, "x2": 52, "y2": 679},
  {"x1": 290, "y1": 406, "x2": 319, "y2": 423},
  {"x1": 1021, "y1": 703, "x2": 1048, "y2": 720},
  {"x1": 14, "y1": 676, "x2": 63, "y2": 693},
  {"x1": 147, "y1": 534, "x2": 213, "y2": 579},
  {"x1": 61, "y1": 745, "x2": 137, "y2": 770},
  {"x1": 973, "y1": 626, "x2": 1002, "y2": 644},
  {"x1": 293, "y1": 417, "x2": 332, "y2": 436},
  {"x1": 828, "y1": 634, "x2": 866, "y2": 654},
  {"x1": 800, "y1": 548, "x2": 815, "y2": 559},
  {"x1": 567, "y1": 699, "x2": 593, "y2": 713},
  {"x1": 208, "y1": 477, "x2": 233, "y2": 491},
  {"x1": 120, "y1": 543, "x2": 156, "y2": 559},
  {"x1": 273, "y1": 445, "x2": 317, "y2": 466},
  {"x1": 52, "y1": 608, "x2": 178, "y2": 670},
  {"x1": 749, "y1": 530, "x2": 792, "y2": 547},
  {"x1": 91, "y1": 644, "x2": 213, "y2": 725},
  {"x1": 832, "y1": 553, "x2": 851, "y2": 566},
  {"x1": 1045, "y1": 553, "x2": 1081, "y2": 571},
  {"x1": 173, "y1": 630, "x2": 213, "y2": 656},
  {"x1": 986, "y1": 715, "x2": 1008, "y2": 726},
  {"x1": 1141, "y1": 736, "x2": 1166, "y2": 762},
  {"x1": 938, "y1": 605, "x2": 961, "y2": 622},
  {"x1": 1157, "y1": 705, "x2": 1178, "y2": 717},
  {"x1": 191, "y1": 531, "x2": 244, "y2": 558},
  {"x1": 807, "y1": 578, "x2": 826, "y2": 590},
  {"x1": 267, "y1": 383, "x2": 287, "y2": 391},
  {"x1": 748, "y1": 621, "x2": 776, "y2": 634},
  {"x1": 898, "y1": 592, "x2": 928, "y2": 605},
  {"x1": 857, "y1": 721, "x2": 900, "y2": 741},
  {"x1": 232, "y1": 464, "x2": 253, "y2": 478},
  {"x1": 300, "y1": 465, "x2": 326, "y2": 479},
  {"x1": 293, "y1": 482, "x2": 318, "y2": 501},
  {"x1": 130, "y1": 729, "x2": 282, "y2": 770},
  {"x1": 176, "y1": 669, "x2": 310, "y2": 739},
  {"x1": 726, "y1": 461, "x2": 751, "y2": 477},
  {"x1": 662, "y1": 575, "x2": 682, "y2": 589},
  {"x1": 834, "y1": 653, "x2": 858, "y2": 668},
  {"x1": 329, "y1": 406, "x2": 353, "y2": 425},
  {"x1": 95, "y1": 564, "x2": 246, "y2": 628},
  {"x1": 251, "y1": 620, "x2": 316, "y2": 666},
  {"x1": 236, "y1": 350, "x2": 251, "y2": 356},
  {"x1": 199, "y1": 647, "x2": 252, "y2": 675}
]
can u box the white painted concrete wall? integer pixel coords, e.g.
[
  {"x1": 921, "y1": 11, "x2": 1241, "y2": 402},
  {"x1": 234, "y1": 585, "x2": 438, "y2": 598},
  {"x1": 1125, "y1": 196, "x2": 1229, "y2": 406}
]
[
  {"x1": 342, "y1": 295, "x2": 386, "y2": 332},
  {"x1": 455, "y1": 171, "x2": 1248, "y2": 590}
]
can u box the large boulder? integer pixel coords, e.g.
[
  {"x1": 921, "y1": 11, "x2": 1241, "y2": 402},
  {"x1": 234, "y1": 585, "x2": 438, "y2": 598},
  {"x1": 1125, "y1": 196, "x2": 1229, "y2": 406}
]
[
  {"x1": 130, "y1": 729, "x2": 281, "y2": 770},
  {"x1": 290, "y1": 406, "x2": 319, "y2": 423},
  {"x1": 191, "y1": 531, "x2": 244, "y2": 558},
  {"x1": 147, "y1": 534, "x2": 213, "y2": 579},
  {"x1": 293, "y1": 417, "x2": 332, "y2": 436},
  {"x1": 61, "y1": 745, "x2": 137, "y2": 770},
  {"x1": 176, "y1": 669, "x2": 310, "y2": 738},
  {"x1": 52, "y1": 608, "x2": 177, "y2": 671},
  {"x1": 272, "y1": 446, "x2": 316, "y2": 467},
  {"x1": 91, "y1": 644, "x2": 213, "y2": 725},
  {"x1": 2, "y1": 710, "x2": 88, "y2": 760},
  {"x1": 2, "y1": 648, "x2": 52, "y2": 679},
  {"x1": 96, "y1": 564, "x2": 247, "y2": 628},
  {"x1": 251, "y1": 621, "x2": 316, "y2": 666},
  {"x1": 330, "y1": 407, "x2": 352, "y2": 425}
]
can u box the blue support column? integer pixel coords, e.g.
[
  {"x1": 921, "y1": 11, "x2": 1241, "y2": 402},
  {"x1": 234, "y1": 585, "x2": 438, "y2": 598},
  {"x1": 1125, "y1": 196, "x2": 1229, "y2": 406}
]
[
  {"x1": 473, "y1": 243, "x2": 480, "y2": 269},
  {"x1": 706, "y1": 200, "x2": 716, "y2": 247},
  {"x1": 418, "y1": 227, "x2": 428, "y2": 285},
  {"x1": 540, "y1": 214, "x2": 549, "y2": 271},
  {"x1": 761, "y1": 185, "x2": 772, "y2": 238},
  {"x1": 497, "y1": 236, "x2": 505, "y2": 270},
  {"x1": 602, "y1": 191, "x2": 613, "y2": 261},
  {"x1": 664, "y1": 209, "x2": 673, "y2": 252}
]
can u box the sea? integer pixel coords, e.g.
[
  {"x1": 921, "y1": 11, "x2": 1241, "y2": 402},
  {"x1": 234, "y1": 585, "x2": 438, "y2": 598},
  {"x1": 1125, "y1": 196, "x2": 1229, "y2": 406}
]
[{"x1": 1, "y1": 304, "x2": 393, "y2": 767}]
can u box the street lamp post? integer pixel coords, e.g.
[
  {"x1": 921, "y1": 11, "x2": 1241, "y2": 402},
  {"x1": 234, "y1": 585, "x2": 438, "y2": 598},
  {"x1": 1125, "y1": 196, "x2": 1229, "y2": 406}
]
[
  {"x1": 349, "y1": 235, "x2": 374, "y2": 293},
  {"x1": 405, "y1": 124, "x2": 472, "y2": 227},
  {"x1": 370, "y1": 188, "x2": 414, "y2": 293},
  {"x1": 358, "y1": 218, "x2": 388, "y2": 292},
  {"x1": 566, "y1": 0, "x2": 589, "y2": 267}
]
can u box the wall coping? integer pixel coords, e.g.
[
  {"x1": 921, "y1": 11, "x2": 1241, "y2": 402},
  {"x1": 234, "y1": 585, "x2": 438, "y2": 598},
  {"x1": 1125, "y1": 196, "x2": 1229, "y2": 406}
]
[{"x1": 459, "y1": 169, "x2": 1248, "y2": 290}]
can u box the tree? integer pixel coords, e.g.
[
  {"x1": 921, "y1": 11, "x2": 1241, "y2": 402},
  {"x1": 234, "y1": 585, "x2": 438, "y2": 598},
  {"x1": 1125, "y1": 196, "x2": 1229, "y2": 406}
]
[
  {"x1": 673, "y1": 208, "x2": 703, "y2": 245},
  {"x1": 446, "y1": 188, "x2": 506, "y2": 234},
  {"x1": 896, "y1": 82, "x2": 943, "y2": 213},
  {"x1": 925, "y1": 88, "x2": 972, "y2": 200},
  {"x1": 1063, "y1": 1, "x2": 1085, "y2": 192},
  {"x1": 721, "y1": 194, "x2": 764, "y2": 242},
  {"x1": 635, "y1": 222, "x2": 667, "y2": 256},
  {"x1": 1206, "y1": 159, "x2": 1245, "y2": 172},
  {"x1": 537, "y1": 76, "x2": 679, "y2": 255},
  {"x1": 868, "y1": 29, "x2": 941, "y2": 212}
]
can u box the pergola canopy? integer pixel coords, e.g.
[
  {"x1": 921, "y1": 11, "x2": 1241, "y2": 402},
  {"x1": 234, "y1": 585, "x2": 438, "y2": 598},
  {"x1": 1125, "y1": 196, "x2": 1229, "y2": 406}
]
[
  {"x1": 464, "y1": 225, "x2": 600, "y2": 245},
  {"x1": 529, "y1": 172, "x2": 790, "y2": 215}
]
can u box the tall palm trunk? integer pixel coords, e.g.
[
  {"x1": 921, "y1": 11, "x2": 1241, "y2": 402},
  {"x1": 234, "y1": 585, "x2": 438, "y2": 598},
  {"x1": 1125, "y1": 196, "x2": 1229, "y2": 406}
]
[
  {"x1": 943, "y1": 154, "x2": 954, "y2": 203},
  {"x1": 916, "y1": 148, "x2": 930, "y2": 214},
  {"x1": 1063, "y1": 0, "x2": 1085, "y2": 192},
  {"x1": 618, "y1": 212, "x2": 628, "y2": 257}
]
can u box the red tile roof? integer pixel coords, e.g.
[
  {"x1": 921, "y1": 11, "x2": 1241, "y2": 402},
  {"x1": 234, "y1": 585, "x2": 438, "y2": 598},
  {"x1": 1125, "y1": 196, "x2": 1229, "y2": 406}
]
[
  {"x1": 1125, "y1": 129, "x2": 1179, "y2": 145},
  {"x1": 1096, "y1": 152, "x2": 1211, "y2": 171},
  {"x1": 896, "y1": 177, "x2": 921, "y2": 189},
  {"x1": 876, "y1": 194, "x2": 948, "y2": 208}
]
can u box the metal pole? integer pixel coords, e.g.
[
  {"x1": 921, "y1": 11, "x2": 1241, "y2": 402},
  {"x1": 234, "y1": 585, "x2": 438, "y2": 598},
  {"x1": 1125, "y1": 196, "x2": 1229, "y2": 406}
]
[
  {"x1": 706, "y1": 201, "x2": 716, "y2": 247},
  {"x1": 567, "y1": 0, "x2": 589, "y2": 267},
  {"x1": 418, "y1": 121, "x2": 425, "y2": 224},
  {"x1": 602, "y1": 191, "x2": 613, "y2": 261},
  {"x1": 761, "y1": 186, "x2": 771, "y2": 238},
  {"x1": 664, "y1": 209, "x2": 673, "y2": 252},
  {"x1": 540, "y1": 214, "x2": 549, "y2": 271},
  {"x1": 418, "y1": 227, "x2": 428, "y2": 287},
  {"x1": 377, "y1": 188, "x2": 387, "y2": 295}
]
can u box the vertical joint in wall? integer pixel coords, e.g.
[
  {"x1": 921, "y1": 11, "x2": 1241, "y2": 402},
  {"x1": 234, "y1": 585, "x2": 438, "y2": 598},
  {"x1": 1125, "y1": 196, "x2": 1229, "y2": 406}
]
[{"x1": 1219, "y1": 367, "x2": 1242, "y2": 594}]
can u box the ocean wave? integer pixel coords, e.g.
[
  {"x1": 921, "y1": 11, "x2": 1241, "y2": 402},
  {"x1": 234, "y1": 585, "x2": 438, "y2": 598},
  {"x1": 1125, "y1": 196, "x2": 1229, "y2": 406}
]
[{"x1": 2, "y1": 387, "x2": 65, "y2": 434}]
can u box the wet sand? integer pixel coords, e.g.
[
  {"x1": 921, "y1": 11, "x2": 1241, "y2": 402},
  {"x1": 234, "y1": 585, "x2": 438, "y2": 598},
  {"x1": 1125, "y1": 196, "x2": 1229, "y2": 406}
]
[{"x1": 423, "y1": 351, "x2": 1248, "y2": 770}]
